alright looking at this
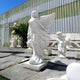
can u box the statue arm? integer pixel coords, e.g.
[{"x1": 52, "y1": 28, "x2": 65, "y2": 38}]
[{"x1": 27, "y1": 25, "x2": 31, "y2": 39}]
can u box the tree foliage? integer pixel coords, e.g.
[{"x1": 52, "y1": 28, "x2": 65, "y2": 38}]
[{"x1": 11, "y1": 22, "x2": 29, "y2": 47}]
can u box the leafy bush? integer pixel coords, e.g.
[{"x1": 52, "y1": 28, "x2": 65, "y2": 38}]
[{"x1": 11, "y1": 22, "x2": 29, "y2": 47}]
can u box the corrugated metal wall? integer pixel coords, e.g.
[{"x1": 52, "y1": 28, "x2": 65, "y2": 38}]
[
  {"x1": 0, "y1": 0, "x2": 80, "y2": 45},
  {"x1": 0, "y1": 0, "x2": 79, "y2": 33},
  {"x1": 48, "y1": 0, "x2": 80, "y2": 33},
  {"x1": 49, "y1": 15, "x2": 80, "y2": 33}
]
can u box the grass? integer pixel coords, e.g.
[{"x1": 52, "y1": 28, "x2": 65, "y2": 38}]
[
  {"x1": 0, "y1": 75, "x2": 10, "y2": 80},
  {"x1": 44, "y1": 57, "x2": 50, "y2": 60}
]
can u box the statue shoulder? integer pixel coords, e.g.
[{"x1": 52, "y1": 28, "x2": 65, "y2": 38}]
[{"x1": 29, "y1": 18, "x2": 38, "y2": 23}]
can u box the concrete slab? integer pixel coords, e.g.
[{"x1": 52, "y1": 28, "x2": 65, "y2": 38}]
[
  {"x1": 50, "y1": 51, "x2": 80, "y2": 66},
  {"x1": 0, "y1": 53, "x2": 12, "y2": 58},
  {"x1": 0, "y1": 46, "x2": 80, "y2": 80},
  {"x1": 0, "y1": 63, "x2": 66, "y2": 80},
  {"x1": 15, "y1": 53, "x2": 32, "y2": 58},
  {"x1": 0, "y1": 56, "x2": 26, "y2": 70},
  {"x1": 0, "y1": 64, "x2": 38, "y2": 80}
]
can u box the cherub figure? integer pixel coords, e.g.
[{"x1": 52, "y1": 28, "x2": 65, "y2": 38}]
[
  {"x1": 10, "y1": 31, "x2": 17, "y2": 48},
  {"x1": 56, "y1": 32, "x2": 66, "y2": 58}
]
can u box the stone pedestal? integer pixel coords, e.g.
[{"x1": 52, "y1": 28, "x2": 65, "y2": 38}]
[{"x1": 23, "y1": 61, "x2": 47, "y2": 71}]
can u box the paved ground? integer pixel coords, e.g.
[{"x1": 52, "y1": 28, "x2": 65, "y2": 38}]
[{"x1": 0, "y1": 46, "x2": 80, "y2": 80}]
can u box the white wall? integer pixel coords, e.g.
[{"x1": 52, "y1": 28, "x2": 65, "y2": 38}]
[
  {"x1": 49, "y1": 15, "x2": 80, "y2": 33},
  {"x1": 0, "y1": 27, "x2": 2, "y2": 45},
  {"x1": 50, "y1": 33, "x2": 80, "y2": 41}
]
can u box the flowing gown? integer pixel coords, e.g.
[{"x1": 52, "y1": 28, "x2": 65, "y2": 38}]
[{"x1": 28, "y1": 13, "x2": 55, "y2": 65}]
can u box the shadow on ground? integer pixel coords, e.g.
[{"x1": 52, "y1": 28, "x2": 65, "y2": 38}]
[
  {"x1": 0, "y1": 51, "x2": 24, "y2": 54},
  {"x1": 41, "y1": 61, "x2": 67, "y2": 71},
  {"x1": 0, "y1": 51, "x2": 25, "y2": 58},
  {"x1": 66, "y1": 56, "x2": 80, "y2": 60},
  {"x1": 48, "y1": 54, "x2": 58, "y2": 56}
]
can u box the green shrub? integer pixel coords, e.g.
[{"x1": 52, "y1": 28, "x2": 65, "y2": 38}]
[{"x1": 11, "y1": 22, "x2": 29, "y2": 47}]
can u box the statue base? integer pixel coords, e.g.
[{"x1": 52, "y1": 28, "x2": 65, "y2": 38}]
[{"x1": 23, "y1": 61, "x2": 47, "y2": 71}]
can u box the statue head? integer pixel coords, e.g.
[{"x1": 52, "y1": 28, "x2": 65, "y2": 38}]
[
  {"x1": 31, "y1": 10, "x2": 38, "y2": 18},
  {"x1": 56, "y1": 31, "x2": 62, "y2": 36}
]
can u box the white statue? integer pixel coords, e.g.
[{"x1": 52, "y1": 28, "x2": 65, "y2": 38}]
[
  {"x1": 47, "y1": 62, "x2": 80, "y2": 80},
  {"x1": 10, "y1": 31, "x2": 17, "y2": 48},
  {"x1": 56, "y1": 32, "x2": 66, "y2": 58},
  {"x1": 24, "y1": 24, "x2": 33, "y2": 53},
  {"x1": 27, "y1": 26, "x2": 33, "y2": 51},
  {"x1": 65, "y1": 38, "x2": 72, "y2": 49},
  {"x1": 23, "y1": 10, "x2": 55, "y2": 70},
  {"x1": 65, "y1": 34, "x2": 80, "y2": 49},
  {"x1": 17, "y1": 37, "x2": 22, "y2": 47},
  {"x1": 66, "y1": 62, "x2": 80, "y2": 80}
]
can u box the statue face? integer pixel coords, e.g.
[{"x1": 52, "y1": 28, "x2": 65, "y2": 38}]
[{"x1": 31, "y1": 10, "x2": 38, "y2": 18}]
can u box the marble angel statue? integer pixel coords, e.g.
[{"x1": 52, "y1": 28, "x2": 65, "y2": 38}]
[{"x1": 24, "y1": 10, "x2": 55, "y2": 70}]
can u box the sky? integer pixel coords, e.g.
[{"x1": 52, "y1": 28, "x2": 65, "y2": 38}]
[{"x1": 0, "y1": 0, "x2": 28, "y2": 15}]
